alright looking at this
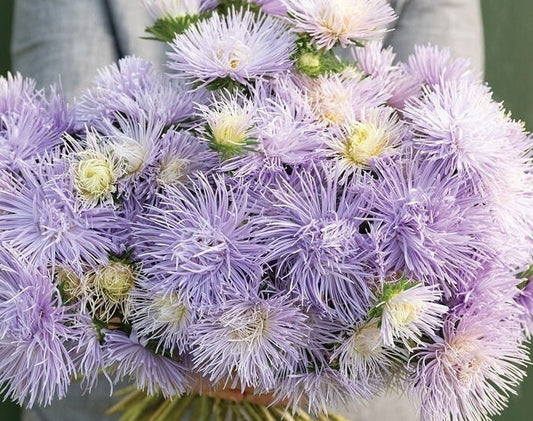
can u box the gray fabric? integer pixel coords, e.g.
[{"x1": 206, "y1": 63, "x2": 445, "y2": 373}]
[
  {"x1": 11, "y1": 0, "x2": 165, "y2": 101},
  {"x1": 21, "y1": 380, "x2": 120, "y2": 421},
  {"x1": 386, "y1": 0, "x2": 485, "y2": 74},
  {"x1": 11, "y1": 1, "x2": 481, "y2": 420}
]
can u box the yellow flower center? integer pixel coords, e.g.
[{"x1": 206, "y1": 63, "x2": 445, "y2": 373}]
[
  {"x1": 343, "y1": 123, "x2": 388, "y2": 166},
  {"x1": 299, "y1": 52, "x2": 321, "y2": 71},
  {"x1": 386, "y1": 300, "x2": 419, "y2": 328},
  {"x1": 74, "y1": 157, "x2": 115, "y2": 201},
  {"x1": 94, "y1": 262, "x2": 134, "y2": 303},
  {"x1": 211, "y1": 112, "x2": 250, "y2": 146}
]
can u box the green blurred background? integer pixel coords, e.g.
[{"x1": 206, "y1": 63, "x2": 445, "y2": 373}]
[{"x1": 0, "y1": 0, "x2": 532, "y2": 420}]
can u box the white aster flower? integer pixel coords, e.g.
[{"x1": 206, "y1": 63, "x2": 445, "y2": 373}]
[
  {"x1": 379, "y1": 282, "x2": 448, "y2": 348},
  {"x1": 331, "y1": 319, "x2": 403, "y2": 383},
  {"x1": 283, "y1": 0, "x2": 396, "y2": 50},
  {"x1": 141, "y1": 0, "x2": 212, "y2": 19}
]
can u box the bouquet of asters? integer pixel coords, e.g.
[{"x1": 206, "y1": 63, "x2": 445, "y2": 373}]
[{"x1": 1, "y1": 1, "x2": 532, "y2": 420}]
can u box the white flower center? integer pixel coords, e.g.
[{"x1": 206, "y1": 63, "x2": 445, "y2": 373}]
[
  {"x1": 158, "y1": 158, "x2": 190, "y2": 185},
  {"x1": 352, "y1": 321, "x2": 383, "y2": 357}
]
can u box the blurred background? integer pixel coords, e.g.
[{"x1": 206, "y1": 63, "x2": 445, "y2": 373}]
[{"x1": 0, "y1": 0, "x2": 532, "y2": 420}]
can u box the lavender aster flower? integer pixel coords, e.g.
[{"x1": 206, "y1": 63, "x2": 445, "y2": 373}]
[
  {"x1": 68, "y1": 313, "x2": 109, "y2": 392},
  {"x1": 305, "y1": 73, "x2": 390, "y2": 126},
  {"x1": 0, "y1": 156, "x2": 119, "y2": 270},
  {"x1": 78, "y1": 56, "x2": 199, "y2": 127},
  {"x1": 167, "y1": 9, "x2": 295, "y2": 86},
  {"x1": 1, "y1": 73, "x2": 73, "y2": 170},
  {"x1": 406, "y1": 45, "x2": 476, "y2": 87},
  {"x1": 103, "y1": 330, "x2": 190, "y2": 398},
  {"x1": 410, "y1": 307, "x2": 528, "y2": 421},
  {"x1": 130, "y1": 282, "x2": 196, "y2": 354},
  {"x1": 253, "y1": 0, "x2": 287, "y2": 16},
  {"x1": 324, "y1": 106, "x2": 405, "y2": 181},
  {"x1": 403, "y1": 80, "x2": 519, "y2": 187},
  {"x1": 155, "y1": 129, "x2": 217, "y2": 186},
  {"x1": 275, "y1": 366, "x2": 371, "y2": 416},
  {"x1": 222, "y1": 78, "x2": 323, "y2": 181},
  {"x1": 350, "y1": 41, "x2": 419, "y2": 108},
  {"x1": 191, "y1": 294, "x2": 309, "y2": 392},
  {"x1": 83, "y1": 260, "x2": 137, "y2": 322},
  {"x1": 196, "y1": 89, "x2": 259, "y2": 159},
  {"x1": 257, "y1": 165, "x2": 375, "y2": 321},
  {"x1": 0, "y1": 250, "x2": 75, "y2": 407},
  {"x1": 331, "y1": 318, "x2": 403, "y2": 386},
  {"x1": 141, "y1": 0, "x2": 215, "y2": 19},
  {"x1": 283, "y1": 0, "x2": 396, "y2": 50},
  {"x1": 369, "y1": 154, "x2": 495, "y2": 296},
  {"x1": 134, "y1": 173, "x2": 265, "y2": 305}
]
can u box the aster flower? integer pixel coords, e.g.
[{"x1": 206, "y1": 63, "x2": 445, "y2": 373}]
[
  {"x1": 78, "y1": 56, "x2": 200, "y2": 127},
  {"x1": 283, "y1": 0, "x2": 396, "y2": 50},
  {"x1": 406, "y1": 44, "x2": 477, "y2": 88},
  {"x1": 372, "y1": 280, "x2": 448, "y2": 348},
  {"x1": 133, "y1": 173, "x2": 265, "y2": 305},
  {"x1": 475, "y1": 152, "x2": 533, "y2": 271},
  {"x1": 368, "y1": 153, "x2": 495, "y2": 297},
  {"x1": 191, "y1": 294, "x2": 309, "y2": 392},
  {"x1": 141, "y1": 0, "x2": 215, "y2": 19},
  {"x1": 66, "y1": 130, "x2": 124, "y2": 208},
  {"x1": 274, "y1": 366, "x2": 372, "y2": 416},
  {"x1": 331, "y1": 318, "x2": 403, "y2": 386},
  {"x1": 0, "y1": 250, "x2": 75, "y2": 407},
  {"x1": 196, "y1": 90, "x2": 259, "y2": 159},
  {"x1": 350, "y1": 41, "x2": 419, "y2": 108},
  {"x1": 0, "y1": 155, "x2": 119, "y2": 270},
  {"x1": 130, "y1": 282, "x2": 196, "y2": 354},
  {"x1": 0, "y1": 73, "x2": 73, "y2": 171},
  {"x1": 103, "y1": 330, "x2": 190, "y2": 398},
  {"x1": 254, "y1": 0, "x2": 287, "y2": 16},
  {"x1": 221, "y1": 78, "x2": 324, "y2": 181},
  {"x1": 101, "y1": 114, "x2": 165, "y2": 179},
  {"x1": 304, "y1": 73, "x2": 390, "y2": 126},
  {"x1": 82, "y1": 260, "x2": 137, "y2": 322},
  {"x1": 167, "y1": 9, "x2": 295, "y2": 87},
  {"x1": 68, "y1": 313, "x2": 109, "y2": 392},
  {"x1": 257, "y1": 165, "x2": 375, "y2": 321},
  {"x1": 403, "y1": 80, "x2": 523, "y2": 189},
  {"x1": 324, "y1": 106, "x2": 405, "y2": 180},
  {"x1": 155, "y1": 129, "x2": 217, "y2": 186},
  {"x1": 410, "y1": 306, "x2": 528, "y2": 421}
]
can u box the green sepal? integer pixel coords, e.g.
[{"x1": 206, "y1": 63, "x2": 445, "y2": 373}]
[
  {"x1": 209, "y1": 137, "x2": 258, "y2": 160},
  {"x1": 204, "y1": 122, "x2": 258, "y2": 160},
  {"x1": 144, "y1": 14, "x2": 208, "y2": 42},
  {"x1": 517, "y1": 263, "x2": 533, "y2": 281},
  {"x1": 215, "y1": 0, "x2": 262, "y2": 15},
  {"x1": 292, "y1": 35, "x2": 349, "y2": 78},
  {"x1": 205, "y1": 77, "x2": 248, "y2": 92},
  {"x1": 367, "y1": 275, "x2": 418, "y2": 320}
]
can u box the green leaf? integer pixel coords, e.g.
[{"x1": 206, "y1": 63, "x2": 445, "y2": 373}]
[{"x1": 145, "y1": 14, "x2": 208, "y2": 42}]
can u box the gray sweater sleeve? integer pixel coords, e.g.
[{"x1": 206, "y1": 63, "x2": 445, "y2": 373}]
[
  {"x1": 10, "y1": 0, "x2": 165, "y2": 100},
  {"x1": 386, "y1": 0, "x2": 485, "y2": 74}
]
